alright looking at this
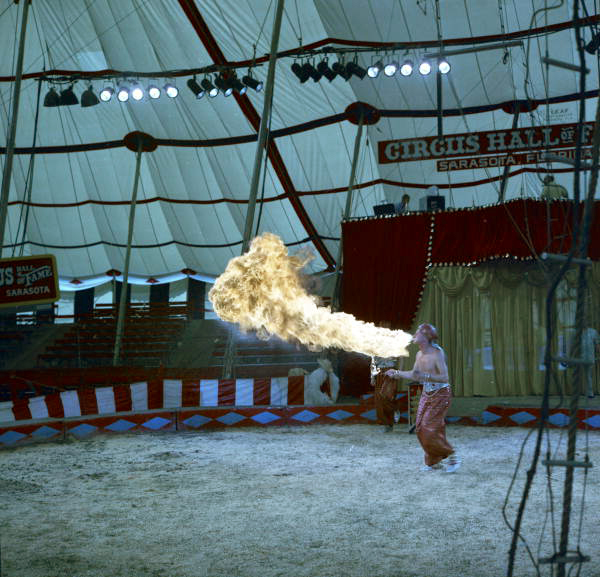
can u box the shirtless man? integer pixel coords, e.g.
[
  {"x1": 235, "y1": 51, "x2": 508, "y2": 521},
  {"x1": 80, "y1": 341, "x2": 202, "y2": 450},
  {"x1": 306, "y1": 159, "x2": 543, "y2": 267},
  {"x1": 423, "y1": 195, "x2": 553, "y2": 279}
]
[{"x1": 386, "y1": 323, "x2": 460, "y2": 472}]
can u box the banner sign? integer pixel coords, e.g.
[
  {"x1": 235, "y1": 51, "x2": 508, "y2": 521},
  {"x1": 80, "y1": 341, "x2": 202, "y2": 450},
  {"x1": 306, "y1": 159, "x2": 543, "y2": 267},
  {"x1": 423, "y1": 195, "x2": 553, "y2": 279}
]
[
  {"x1": 378, "y1": 122, "x2": 594, "y2": 164},
  {"x1": 437, "y1": 146, "x2": 593, "y2": 172},
  {"x1": 0, "y1": 254, "x2": 59, "y2": 309}
]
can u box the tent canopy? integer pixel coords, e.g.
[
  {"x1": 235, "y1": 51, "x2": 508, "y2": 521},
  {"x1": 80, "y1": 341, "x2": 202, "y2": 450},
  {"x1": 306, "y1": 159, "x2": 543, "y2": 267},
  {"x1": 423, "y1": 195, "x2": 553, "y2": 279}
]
[{"x1": 0, "y1": 0, "x2": 598, "y2": 283}]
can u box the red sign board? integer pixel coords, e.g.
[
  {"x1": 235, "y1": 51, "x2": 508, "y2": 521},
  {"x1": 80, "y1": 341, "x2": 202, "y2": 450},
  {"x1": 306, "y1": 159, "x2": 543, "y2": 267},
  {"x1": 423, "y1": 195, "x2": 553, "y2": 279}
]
[
  {"x1": 0, "y1": 254, "x2": 59, "y2": 309},
  {"x1": 378, "y1": 122, "x2": 595, "y2": 164}
]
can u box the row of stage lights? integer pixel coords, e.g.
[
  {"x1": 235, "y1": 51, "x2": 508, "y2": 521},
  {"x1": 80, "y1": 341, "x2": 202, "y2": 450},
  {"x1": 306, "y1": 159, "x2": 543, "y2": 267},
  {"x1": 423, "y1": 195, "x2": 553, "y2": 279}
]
[
  {"x1": 291, "y1": 57, "x2": 450, "y2": 83},
  {"x1": 43, "y1": 72, "x2": 264, "y2": 108}
]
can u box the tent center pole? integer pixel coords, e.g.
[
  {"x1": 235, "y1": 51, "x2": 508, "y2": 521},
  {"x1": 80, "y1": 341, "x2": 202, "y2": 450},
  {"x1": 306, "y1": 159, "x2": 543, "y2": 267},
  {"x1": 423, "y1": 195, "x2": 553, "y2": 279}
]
[
  {"x1": 113, "y1": 142, "x2": 143, "y2": 366},
  {"x1": 0, "y1": 0, "x2": 31, "y2": 252}
]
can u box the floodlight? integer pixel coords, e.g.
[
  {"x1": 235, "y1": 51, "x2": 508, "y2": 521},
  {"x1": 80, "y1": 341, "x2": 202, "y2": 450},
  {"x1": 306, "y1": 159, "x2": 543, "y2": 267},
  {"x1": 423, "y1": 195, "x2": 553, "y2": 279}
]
[
  {"x1": 242, "y1": 74, "x2": 263, "y2": 91},
  {"x1": 59, "y1": 85, "x2": 78, "y2": 106},
  {"x1": 187, "y1": 77, "x2": 205, "y2": 99},
  {"x1": 291, "y1": 62, "x2": 310, "y2": 83},
  {"x1": 117, "y1": 85, "x2": 130, "y2": 102},
  {"x1": 147, "y1": 85, "x2": 161, "y2": 99},
  {"x1": 80, "y1": 85, "x2": 100, "y2": 107},
  {"x1": 438, "y1": 59, "x2": 450, "y2": 74},
  {"x1": 384, "y1": 60, "x2": 398, "y2": 76},
  {"x1": 400, "y1": 60, "x2": 413, "y2": 76},
  {"x1": 164, "y1": 83, "x2": 178, "y2": 98},
  {"x1": 43, "y1": 87, "x2": 60, "y2": 107},
  {"x1": 367, "y1": 59, "x2": 383, "y2": 78},
  {"x1": 99, "y1": 86, "x2": 114, "y2": 102},
  {"x1": 201, "y1": 77, "x2": 218, "y2": 97},
  {"x1": 418, "y1": 60, "x2": 432, "y2": 75}
]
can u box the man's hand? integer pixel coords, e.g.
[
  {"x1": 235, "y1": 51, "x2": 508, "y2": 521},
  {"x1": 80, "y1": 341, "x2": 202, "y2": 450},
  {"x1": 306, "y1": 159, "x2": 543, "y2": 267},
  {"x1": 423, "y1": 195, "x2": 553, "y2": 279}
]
[{"x1": 385, "y1": 369, "x2": 398, "y2": 378}]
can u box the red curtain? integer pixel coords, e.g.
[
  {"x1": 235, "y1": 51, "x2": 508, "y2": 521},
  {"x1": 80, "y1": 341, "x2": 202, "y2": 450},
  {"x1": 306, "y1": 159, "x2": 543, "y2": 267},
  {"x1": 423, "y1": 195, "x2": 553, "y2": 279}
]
[
  {"x1": 341, "y1": 212, "x2": 431, "y2": 330},
  {"x1": 343, "y1": 200, "x2": 600, "y2": 327}
]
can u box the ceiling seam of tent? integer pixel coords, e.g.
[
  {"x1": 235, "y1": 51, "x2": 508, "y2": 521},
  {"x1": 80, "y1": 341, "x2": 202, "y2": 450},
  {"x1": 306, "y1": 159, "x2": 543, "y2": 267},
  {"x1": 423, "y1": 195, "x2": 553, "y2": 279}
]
[
  {"x1": 6, "y1": 163, "x2": 582, "y2": 212},
  {"x1": 176, "y1": 0, "x2": 335, "y2": 269},
  {"x1": 2, "y1": 88, "x2": 598, "y2": 157},
  {"x1": 3, "y1": 234, "x2": 340, "y2": 251}
]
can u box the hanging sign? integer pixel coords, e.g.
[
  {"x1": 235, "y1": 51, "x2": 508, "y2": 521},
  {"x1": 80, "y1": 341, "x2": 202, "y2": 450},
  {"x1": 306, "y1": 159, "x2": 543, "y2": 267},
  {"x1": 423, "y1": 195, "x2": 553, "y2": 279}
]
[
  {"x1": 0, "y1": 254, "x2": 59, "y2": 309},
  {"x1": 378, "y1": 121, "x2": 595, "y2": 164}
]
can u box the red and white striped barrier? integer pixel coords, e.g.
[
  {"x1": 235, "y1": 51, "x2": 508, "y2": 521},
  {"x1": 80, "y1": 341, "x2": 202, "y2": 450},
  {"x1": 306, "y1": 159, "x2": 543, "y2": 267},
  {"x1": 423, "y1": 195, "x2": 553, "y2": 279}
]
[{"x1": 0, "y1": 376, "x2": 307, "y2": 423}]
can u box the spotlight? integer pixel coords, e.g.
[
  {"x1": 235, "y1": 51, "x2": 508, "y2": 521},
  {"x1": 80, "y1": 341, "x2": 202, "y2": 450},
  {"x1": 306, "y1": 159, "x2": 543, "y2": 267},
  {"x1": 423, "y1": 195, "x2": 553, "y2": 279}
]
[
  {"x1": 59, "y1": 85, "x2": 79, "y2": 106},
  {"x1": 438, "y1": 59, "x2": 450, "y2": 74},
  {"x1": 117, "y1": 85, "x2": 130, "y2": 102},
  {"x1": 230, "y1": 76, "x2": 247, "y2": 94},
  {"x1": 187, "y1": 77, "x2": 205, "y2": 99},
  {"x1": 242, "y1": 74, "x2": 263, "y2": 92},
  {"x1": 43, "y1": 87, "x2": 60, "y2": 107},
  {"x1": 164, "y1": 83, "x2": 178, "y2": 98},
  {"x1": 148, "y1": 85, "x2": 161, "y2": 99},
  {"x1": 214, "y1": 74, "x2": 233, "y2": 96},
  {"x1": 418, "y1": 60, "x2": 432, "y2": 75},
  {"x1": 201, "y1": 77, "x2": 219, "y2": 97},
  {"x1": 400, "y1": 60, "x2": 413, "y2": 76},
  {"x1": 346, "y1": 61, "x2": 367, "y2": 79},
  {"x1": 332, "y1": 61, "x2": 351, "y2": 81},
  {"x1": 291, "y1": 61, "x2": 310, "y2": 83},
  {"x1": 317, "y1": 60, "x2": 337, "y2": 82},
  {"x1": 80, "y1": 85, "x2": 100, "y2": 107},
  {"x1": 131, "y1": 83, "x2": 144, "y2": 101},
  {"x1": 585, "y1": 32, "x2": 600, "y2": 55},
  {"x1": 302, "y1": 62, "x2": 322, "y2": 82},
  {"x1": 384, "y1": 60, "x2": 398, "y2": 77},
  {"x1": 99, "y1": 86, "x2": 114, "y2": 102},
  {"x1": 367, "y1": 59, "x2": 383, "y2": 78}
]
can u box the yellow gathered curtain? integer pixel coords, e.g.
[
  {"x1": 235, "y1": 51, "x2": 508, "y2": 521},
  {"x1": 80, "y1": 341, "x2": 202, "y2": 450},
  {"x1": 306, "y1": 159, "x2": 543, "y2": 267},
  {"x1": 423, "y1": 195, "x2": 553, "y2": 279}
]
[{"x1": 409, "y1": 262, "x2": 600, "y2": 397}]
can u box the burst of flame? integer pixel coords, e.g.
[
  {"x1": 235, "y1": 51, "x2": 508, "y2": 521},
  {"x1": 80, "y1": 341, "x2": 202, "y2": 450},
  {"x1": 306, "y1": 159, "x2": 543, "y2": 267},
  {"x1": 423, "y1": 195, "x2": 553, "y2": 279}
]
[{"x1": 208, "y1": 233, "x2": 412, "y2": 358}]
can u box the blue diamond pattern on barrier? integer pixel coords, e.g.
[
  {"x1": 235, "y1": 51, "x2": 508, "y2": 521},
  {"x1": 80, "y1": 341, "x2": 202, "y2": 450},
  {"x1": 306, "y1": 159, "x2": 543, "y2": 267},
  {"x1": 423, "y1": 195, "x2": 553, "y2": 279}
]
[
  {"x1": 395, "y1": 393, "x2": 407, "y2": 400},
  {"x1": 183, "y1": 414, "x2": 212, "y2": 428},
  {"x1": 399, "y1": 411, "x2": 408, "y2": 420},
  {"x1": 217, "y1": 412, "x2": 246, "y2": 426},
  {"x1": 251, "y1": 411, "x2": 281, "y2": 424},
  {"x1": 482, "y1": 411, "x2": 502, "y2": 424},
  {"x1": 69, "y1": 423, "x2": 98, "y2": 438},
  {"x1": 143, "y1": 417, "x2": 171, "y2": 430},
  {"x1": 32, "y1": 426, "x2": 61, "y2": 439},
  {"x1": 548, "y1": 413, "x2": 570, "y2": 427},
  {"x1": 583, "y1": 414, "x2": 600, "y2": 429},
  {"x1": 446, "y1": 416, "x2": 461, "y2": 423},
  {"x1": 327, "y1": 410, "x2": 353, "y2": 421},
  {"x1": 106, "y1": 419, "x2": 137, "y2": 432},
  {"x1": 360, "y1": 409, "x2": 377, "y2": 421},
  {"x1": 291, "y1": 410, "x2": 319, "y2": 423},
  {"x1": 0, "y1": 430, "x2": 27, "y2": 445},
  {"x1": 510, "y1": 411, "x2": 536, "y2": 425}
]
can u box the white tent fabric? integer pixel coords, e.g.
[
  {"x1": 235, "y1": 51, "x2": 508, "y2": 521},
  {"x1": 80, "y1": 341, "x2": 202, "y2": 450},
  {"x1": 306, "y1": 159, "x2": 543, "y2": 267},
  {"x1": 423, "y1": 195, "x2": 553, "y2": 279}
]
[{"x1": 0, "y1": 0, "x2": 598, "y2": 284}]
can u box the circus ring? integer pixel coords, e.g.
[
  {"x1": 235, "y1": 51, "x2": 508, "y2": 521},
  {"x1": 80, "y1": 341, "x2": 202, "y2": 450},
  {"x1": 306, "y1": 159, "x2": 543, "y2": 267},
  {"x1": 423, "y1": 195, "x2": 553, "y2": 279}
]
[{"x1": 1, "y1": 378, "x2": 600, "y2": 577}]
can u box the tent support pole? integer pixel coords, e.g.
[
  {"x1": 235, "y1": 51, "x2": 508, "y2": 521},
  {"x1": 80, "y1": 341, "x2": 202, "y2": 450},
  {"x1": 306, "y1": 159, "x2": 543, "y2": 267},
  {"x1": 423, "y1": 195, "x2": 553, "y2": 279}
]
[
  {"x1": 0, "y1": 0, "x2": 31, "y2": 252},
  {"x1": 331, "y1": 112, "x2": 364, "y2": 312},
  {"x1": 241, "y1": 0, "x2": 285, "y2": 254},
  {"x1": 113, "y1": 142, "x2": 143, "y2": 366},
  {"x1": 223, "y1": 0, "x2": 284, "y2": 380}
]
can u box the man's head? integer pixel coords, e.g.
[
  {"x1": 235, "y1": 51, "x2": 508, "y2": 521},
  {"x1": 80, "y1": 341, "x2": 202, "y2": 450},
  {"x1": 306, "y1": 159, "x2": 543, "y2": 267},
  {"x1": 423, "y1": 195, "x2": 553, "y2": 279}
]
[
  {"x1": 414, "y1": 323, "x2": 438, "y2": 345},
  {"x1": 543, "y1": 175, "x2": 554, "y2": 184},
  {"x1": 402, "y1": 193, "x2": 410, "y2": 203}
]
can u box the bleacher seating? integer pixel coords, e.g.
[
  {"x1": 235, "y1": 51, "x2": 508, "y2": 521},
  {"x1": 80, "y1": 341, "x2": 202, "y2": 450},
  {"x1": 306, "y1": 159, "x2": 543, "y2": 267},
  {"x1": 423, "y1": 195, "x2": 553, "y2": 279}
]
[{"x1": 37, "y1": 303, "x2": 188, "y2": 368}]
